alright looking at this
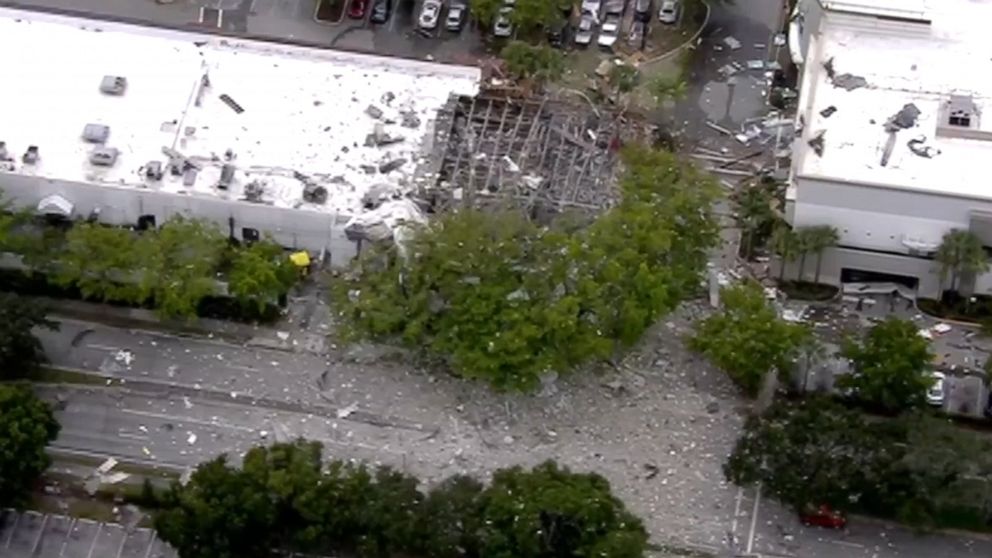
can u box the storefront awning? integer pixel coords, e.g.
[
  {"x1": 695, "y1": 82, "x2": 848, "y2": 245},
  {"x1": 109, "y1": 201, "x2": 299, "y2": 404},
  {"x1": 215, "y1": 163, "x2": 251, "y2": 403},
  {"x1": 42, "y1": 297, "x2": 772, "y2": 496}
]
[{"x1": 37, "y1": 194, "x2": 74, "y2": 217}]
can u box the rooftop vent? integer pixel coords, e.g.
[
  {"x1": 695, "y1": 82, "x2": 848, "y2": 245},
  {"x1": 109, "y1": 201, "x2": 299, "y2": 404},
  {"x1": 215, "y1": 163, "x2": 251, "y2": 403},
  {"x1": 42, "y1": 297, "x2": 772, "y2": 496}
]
[
  {"x1": 89, "y1": 147, "x2": 119, "y2": 167},
  {"x1": 218, "y1": 164, "x2": 235, "y2": 190},
  {"x1": 145, "y1": 161, "x2": 164, "y2": 181},
  {"x1": 0, "y1": 141, "x2": 8, "y2": 161},
  {"x1": 99, "y1": 75, "x2": 128, "y2": 96},
  {"x1": 947, "y1": 95, "x2": 978, "y2": 128},
  {"x1": 22, "y1": 146, "x2": 39, "y2": 165},
  {"x1": 82, "y1": 124, "x2": 110, "y2": 143},
  {"x1": 183, "y1": 167, "x2": 198, "y2": 187}
]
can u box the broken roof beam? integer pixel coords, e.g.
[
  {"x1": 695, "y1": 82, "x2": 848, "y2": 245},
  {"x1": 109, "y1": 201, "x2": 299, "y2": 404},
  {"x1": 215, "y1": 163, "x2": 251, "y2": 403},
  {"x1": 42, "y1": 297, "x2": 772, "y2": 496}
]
[
  {"x1": 482, "y1": 100, "x2": 513, "y2": 193},
  {"x1": 467, "y1": 97, "x2": 495, "y2": 206},
  {"x1": 447, "y1": 96, "x2": 476, "y2": 195},
  {"x1": 517, "y1": 97, "x2": 548, "y2": 173}
]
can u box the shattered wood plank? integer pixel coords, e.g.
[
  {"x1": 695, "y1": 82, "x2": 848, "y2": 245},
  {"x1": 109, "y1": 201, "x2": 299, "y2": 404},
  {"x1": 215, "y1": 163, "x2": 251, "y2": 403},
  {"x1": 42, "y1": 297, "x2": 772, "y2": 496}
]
[
  {"x1": 483, "y1": 100, "x2": 513, "y2": 193},
  {"x1": 468, "y1": 97, "x2": 494, "y2": 207},
  {"x1": 518, "y1": 97, "x2": 547, "y2": 172},
  {"x1": 448, "y1": 96, "x2": 476, "y2": 201}
]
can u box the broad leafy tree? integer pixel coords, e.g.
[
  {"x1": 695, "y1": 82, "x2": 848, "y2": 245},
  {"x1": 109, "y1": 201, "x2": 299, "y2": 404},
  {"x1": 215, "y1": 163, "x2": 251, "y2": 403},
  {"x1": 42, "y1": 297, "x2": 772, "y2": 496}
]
[
  {"x1": 733, "y1": 183, "x2": 778, "y2": 261},
  {"x1": 332, "y1": 146, "x2": 719, "y2": 391},
  {"x1": 510, "y1": 0, "x2": 567, "y2": 36},
  {"x1": 690, "y1": 281, "x2": 811, "y2": 396},
  {"x1": 227, "y1": 240, "x2": 297, "y2": 313},
  {"x1": 157, "y1": 442, "x2": 649, "y2": 558},
  {"x1": 837, "y1": 317, "x2": 934, "y2": 414},
  {"x1": 52, "y1": 223, "x2": 150, "y2": 304},
  {"x1": 500, "y1": 41, "x2": 564, "y2": 82},
  {"x1": 145, "y1": 217, "x2": 227, "y2": 320},
  {"x1": 935, "y1": 229, "x2": 989, "y2": 299},
  {"x1": 0, "y1": 384, "x2": 60, "y2": 507},
  {"x1": 0, "y1": 293, "x2": 57, "y2": 378},
  {"x1": 479, "y1": 461, "x2": 648, "y2": 558},
  {"x1": 725, "y1": 398, "x2": 906, "y2": 512},
  {"x1": 470, "y1": 0, "x2": 502, "y2": 27}
]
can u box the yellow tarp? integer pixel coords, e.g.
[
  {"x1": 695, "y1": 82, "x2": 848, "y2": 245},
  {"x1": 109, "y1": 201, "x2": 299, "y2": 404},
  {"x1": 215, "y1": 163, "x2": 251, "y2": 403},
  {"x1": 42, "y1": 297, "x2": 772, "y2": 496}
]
[{"x1": 289, "y1": 251, "x2": 311, "y2": 267}]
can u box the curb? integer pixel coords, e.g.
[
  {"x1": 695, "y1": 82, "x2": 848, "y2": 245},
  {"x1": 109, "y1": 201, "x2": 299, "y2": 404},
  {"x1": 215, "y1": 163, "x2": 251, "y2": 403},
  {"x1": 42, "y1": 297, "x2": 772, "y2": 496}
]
[{"x1": 640, "y1": 0, "x2": 711, "y2": 67}]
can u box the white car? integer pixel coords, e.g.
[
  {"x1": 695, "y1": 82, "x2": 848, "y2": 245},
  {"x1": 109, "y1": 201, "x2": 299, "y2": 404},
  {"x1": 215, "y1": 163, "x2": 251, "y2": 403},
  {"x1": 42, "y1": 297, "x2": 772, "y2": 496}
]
[
  {"x1": 926, "y1": 371, "x2": 946, "y2": 406},
  {"x1": 419, "y1": 0, "x2": 442, "y2": 29},
  {"x1": 597, "y1": 14, "x2": 620, "y2": 47},
  {"x1": 658, "y1": 0, "x2": 680, "y2": 23},
  {"x1": 575, "y1": 13, "x2": 595, "y2": 45},
  {"x1": 493, "y1": 6, "x2": 514, "y2": 36},
  {"x1": 580, "y1": 0, "x2": 601, "y2": 16}
]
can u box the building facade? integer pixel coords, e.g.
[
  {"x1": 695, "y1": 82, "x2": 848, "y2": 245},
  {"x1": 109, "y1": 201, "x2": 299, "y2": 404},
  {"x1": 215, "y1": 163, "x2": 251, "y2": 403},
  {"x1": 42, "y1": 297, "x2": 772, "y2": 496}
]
[
  {"x1": 0, "y1": 8, "x2": 480, "y2": 267},
  {"x1": 786, "y1": 0, "x2": 992, "y2": 298}
]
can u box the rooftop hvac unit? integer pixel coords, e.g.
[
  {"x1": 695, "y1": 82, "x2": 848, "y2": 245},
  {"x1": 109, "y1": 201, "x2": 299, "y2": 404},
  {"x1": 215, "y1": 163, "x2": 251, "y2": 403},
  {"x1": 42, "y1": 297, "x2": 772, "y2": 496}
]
[
  {"x1": 22, "y1": 145, "x2": 39, "y2": 165},
  {"x1": 89, "y1": 147, "x2": 119, "y2": 167},
  {"x1": 218, "y1": 164, "x2": 235, "y2": 189},
  {"x1": 82, "y1": 123, "x2": 110, "y2": 143},
  {"x1": 100, "y1": 75, "x2": 128, "y2": 95}
]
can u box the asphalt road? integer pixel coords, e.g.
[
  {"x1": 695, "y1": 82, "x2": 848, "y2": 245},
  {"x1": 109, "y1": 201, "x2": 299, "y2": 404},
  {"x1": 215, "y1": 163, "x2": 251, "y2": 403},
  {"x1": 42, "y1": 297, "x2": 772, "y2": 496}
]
[{"x1": 35, "y1": 317, "x2": 992, "y2": 558}]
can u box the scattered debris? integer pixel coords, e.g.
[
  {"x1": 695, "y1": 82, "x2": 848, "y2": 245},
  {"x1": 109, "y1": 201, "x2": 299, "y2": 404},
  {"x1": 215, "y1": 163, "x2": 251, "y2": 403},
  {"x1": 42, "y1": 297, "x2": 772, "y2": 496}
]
[
  {"x1": 706, "y1": 121, "x2": 734, "y2": 136},
  {"x1": 187, "y1": 432, "x2": 198, "y2": 445},
  {"x1": 832, "y1": 73, "x2": 868, "y2": 91},
  {"x1": 885, "y1": 103, "x2": 921, "y2": 131},
  {"x1": 378, "y1": 158, "x2": 407, "y2": 174},
  {"x1": 365, "y1": 104, "x2": 384, "y2": 119},
  {"x1": 218, "y1": 93, "x2": 244, "y2": 114},
  {"x1": 400, "y1": 111, "x2": 421, "y2": 128},
  {"x1": 96, "y1": 457, "x2": 118, "y2": 475},
  {"x1": 819, "y1": 106, "x2": 837, "y2": 118},
  {"x1": 807, "y1": 130, "x2": 826, "y2": 156},
  {"x1": 773, "y1": 33, "x2": 787, "y2": 46},
  {"x1": 114, "y1": 349, "x2": 135, "y2": 366},
  {"x1": 723, "y1": 35, "x2": 742, "y2": 50},
  {"x1": 908, "y1": 136, "x2": 940, "y2": 158},
  {"x1": 933, "y1": 323, "x2": 952, "y2": 335},
  {"x1": 337, "y1": 402, "x2": 359, "y2": 419}
]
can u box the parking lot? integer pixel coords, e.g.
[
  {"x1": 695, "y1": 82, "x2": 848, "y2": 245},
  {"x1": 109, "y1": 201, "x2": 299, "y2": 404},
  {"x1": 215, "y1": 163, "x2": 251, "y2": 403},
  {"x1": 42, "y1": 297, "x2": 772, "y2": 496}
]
[{"x1": 0, "y1": 510, "x2": 176, "y2": 558}]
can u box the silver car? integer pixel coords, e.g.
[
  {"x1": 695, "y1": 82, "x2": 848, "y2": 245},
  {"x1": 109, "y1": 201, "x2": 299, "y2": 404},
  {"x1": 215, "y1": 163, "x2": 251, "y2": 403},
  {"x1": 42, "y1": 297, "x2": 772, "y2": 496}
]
[
  {"x1": 574, "y1": 12, "x2": 595, "y2": 45},
  {"x1": 419, "y1": 0, "x2": 442, "y2": 30},
  {"x1": 446, "y1": 3, "x2": 466, "y2": 31},
  {"x1": 658, "y1": 0, "x2": 680, "y2": 23},
  {"x1": 493, "y1": 6, "x2": 514, "y2": 36}
]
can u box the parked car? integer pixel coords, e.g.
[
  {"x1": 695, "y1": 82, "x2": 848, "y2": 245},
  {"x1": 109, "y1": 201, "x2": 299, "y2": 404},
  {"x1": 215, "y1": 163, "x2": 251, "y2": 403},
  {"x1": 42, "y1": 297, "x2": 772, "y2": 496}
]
[
  {"x1": 604, "y1": 0, "x2": 625, "y2": 15},
  {"x1": 493, "y1": 6, "x2": 514, "y2": 36},
  {"x1": 581, "y1": 0, "x2": 601, "y2": 16},
  {"x1": 369, "y1": 0, "x2": 392, "y2": 23},
  {"x1": 627, "y1": 20, "x2": 645, "y2": 48},
  {"x1": 574, "y1": 13, "x2": 595, "y2": 45},
  {"x1": 799, "y1": 505, "x2": 847, "y2": 529},
  {"x1": 419, "y1": 0, "x2": 442, "y2": 29},
  {"x1": 634, "y1": 0, "x2": 651, "y2": 21},
  {"x1": 926, "y1": 371, "x2": 946, "y2": 406},
  {"x1": 348, "y1": 0, "x2": 367, "y2": 19},
  {"x1": 547, "y1": 18, "x2": 570, "y2": 47},
  {"x1": 597, "y1": 13, "x2": 621, "y2": 47},
  {"x1": 658, "y1": 0, "x2": 680, "y2": 23},
  {"x1": 446, "y1": 3, "x2": 467, "y2": 31}
]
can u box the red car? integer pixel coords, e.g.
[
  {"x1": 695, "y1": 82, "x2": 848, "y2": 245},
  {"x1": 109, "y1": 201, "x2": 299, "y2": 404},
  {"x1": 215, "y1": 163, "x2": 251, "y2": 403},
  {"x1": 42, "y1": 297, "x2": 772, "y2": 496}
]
[
  {"x1": 800, "y1": 505, "x2": 847, "y2": 529},
  {"x1": 348, "y1": 0, "x2": 367, "y2": 19}
]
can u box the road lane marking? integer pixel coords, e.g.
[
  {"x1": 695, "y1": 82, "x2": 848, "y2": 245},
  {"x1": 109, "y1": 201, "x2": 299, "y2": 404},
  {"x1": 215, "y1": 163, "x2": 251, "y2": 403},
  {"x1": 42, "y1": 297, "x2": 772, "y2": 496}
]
[
  {"x1": 729, "y1": 486, "x2": 744, "y2": 549},
  {"x1": 746, "y1": 483, "x2": 761, "y2": 554},
  {"x1": 827, "y1": 539, "x2": 866, "y2": 549},
  {"x1": 121, "y1": 408, "x2": 256, "y2": 432},
  {"x1": 117, "y1": 432, "x2": 150, "y2": 441}
]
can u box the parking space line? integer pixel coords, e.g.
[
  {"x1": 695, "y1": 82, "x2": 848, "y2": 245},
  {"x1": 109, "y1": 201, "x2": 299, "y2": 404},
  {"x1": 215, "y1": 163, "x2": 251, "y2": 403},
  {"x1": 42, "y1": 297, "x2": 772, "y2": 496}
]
[
  {"x1": 3, "y1": 511, "x2": 18, "y2": 548},
  {"x1": 85, "y1": 523, "x2": 102, "y2": 558},
  {"x1": 828, "y1": 539, "x2": 866, "y2": 549},
  {"x1": 31, "y1": 514, "x2": 49, "y2": 556},
  {"x1": 746, "y1": 483, "x2": 761, "y2": 555}
]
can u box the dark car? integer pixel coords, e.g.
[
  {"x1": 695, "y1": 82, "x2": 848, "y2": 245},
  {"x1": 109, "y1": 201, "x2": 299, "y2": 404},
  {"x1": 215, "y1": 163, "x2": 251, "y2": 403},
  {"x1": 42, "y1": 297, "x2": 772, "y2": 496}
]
[
  {"x1": 370, "y1": 0, "x2": 392, "y2": 23},
  {"x1": 799, "y1": 505, "x2": 847, "y2": 529},
  {"x1": 547, "y1": 19, "x2": 570, "y2": 47},
  {"x1": 348, "y1": 0, "x2": 368, "y2": 19},
  {"x1": 634, "y1": 0, "x2": 651, "y2": 21}
]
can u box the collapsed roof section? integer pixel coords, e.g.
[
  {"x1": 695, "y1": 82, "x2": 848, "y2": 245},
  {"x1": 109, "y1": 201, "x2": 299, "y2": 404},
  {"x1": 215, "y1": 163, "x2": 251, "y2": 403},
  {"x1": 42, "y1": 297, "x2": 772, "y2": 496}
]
[{"x1": 419, "y1": 93, "x2": 651, "y2": 219}]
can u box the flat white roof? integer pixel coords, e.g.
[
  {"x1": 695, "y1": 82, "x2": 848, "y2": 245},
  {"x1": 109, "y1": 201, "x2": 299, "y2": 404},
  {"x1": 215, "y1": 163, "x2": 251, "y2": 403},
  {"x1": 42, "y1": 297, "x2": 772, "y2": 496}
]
[
  {"x1": 795, "y1": 0, "x2": 992, "y2": 200},
  {"x1": 0, "y1": 8, "x2": 480, "y2": 216}
]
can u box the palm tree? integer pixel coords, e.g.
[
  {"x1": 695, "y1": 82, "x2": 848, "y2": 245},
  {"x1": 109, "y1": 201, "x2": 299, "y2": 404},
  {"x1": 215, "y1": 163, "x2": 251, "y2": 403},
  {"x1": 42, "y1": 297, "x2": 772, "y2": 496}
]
[
  {"x1": 794, "y1": 228, "x2": 814, "y2": 282},
  {"x1": 734, "y1": 186, "x2": 776, "y2": 260},
  {"x1": 935, "y1": 229, "x2": 989, "y2": 300},
  {"x1": 800, "y1": 225, "x2": 840, "y2": 285},
  {"x1": 770, "y1": 225, "x2": 799, "y2": 282}
]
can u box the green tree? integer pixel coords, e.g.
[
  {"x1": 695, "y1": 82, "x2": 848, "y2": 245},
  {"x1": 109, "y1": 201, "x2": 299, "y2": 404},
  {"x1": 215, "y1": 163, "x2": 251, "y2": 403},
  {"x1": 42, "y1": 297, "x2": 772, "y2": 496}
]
[
  {"x1": 0, "y1": 384, "x2": 60, "y2": 507},
  {"x1": 837, "y1": 317, "x2": 934, "y2": 414},
  {"x1": 415, "y1": 475, "x2": 485, "y2": 558},
  {"x1": 500, "y1": 41, "x2": 564, "y2": 82},
  {"x1": 332, "y1": 146, "x2": 718, "y2": 391},
  {"x1": 690, "y1": 281, "x2": 811, "y2": 396},
  {"x1": 510, "y1": 0, "x2": 566, "y2": 36},
  {"x1": 0, "y1": 293, "x2": 57, "y2": 379},
  {"x1": 646, "y1": 73, "x2": 688, "y2": 107},
  {"x1": 227, "y1": 239, "x2": 296, "y2": 313},
  {"x1": 724, "y1": 397, "x2": 905, "y2": 512},
  {"x1": 145, "y1": 217, "x2": 226, "y2": 321},
  {"x1": 608, "y1": 64, "x2": 640, "y2": 94},
  {"x1": 478, "y1": 461, "x2": 648, "y2": 558},
  {"x1": 801, "y1": 225, "x2": 840, "y2": 284},
  {"x1": 935, "y1": 229, "x2": 989, "y2": 299},
  {"x1": 52, "y1": 223, "x2": 150, "y2": 304},
  {"x1": 733, "y1": 183, "x2": 778, "y2": 260},
  {"x1": 471, "y1": 0, "x2": 502, "y2": 27},
  {"x1": 770, "y1": 225, "x2": 799, "y2": 282}
]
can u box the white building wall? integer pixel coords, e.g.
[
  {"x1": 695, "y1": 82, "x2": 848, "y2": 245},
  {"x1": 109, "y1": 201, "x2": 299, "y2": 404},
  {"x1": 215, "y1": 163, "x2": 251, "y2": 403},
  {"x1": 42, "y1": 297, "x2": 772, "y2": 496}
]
[{"x1": 0, "y1": 174, "x2": 359, "y2": 266}]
